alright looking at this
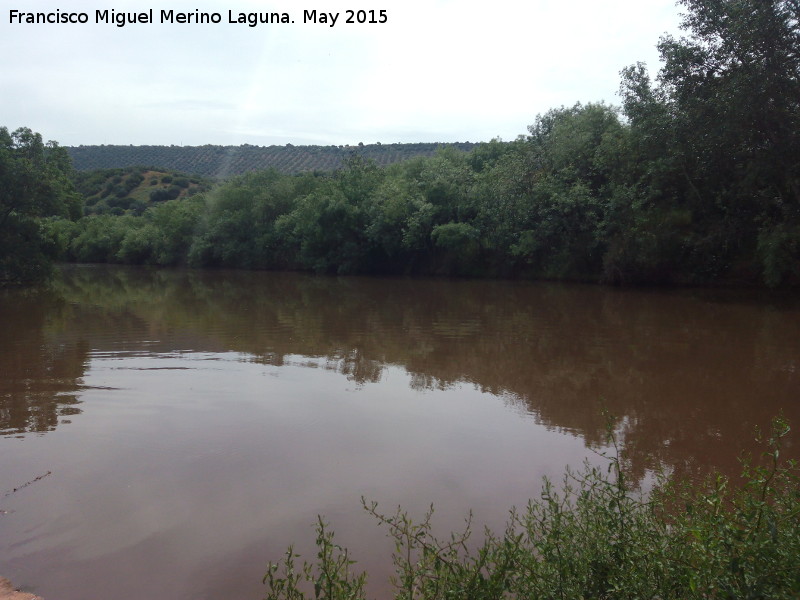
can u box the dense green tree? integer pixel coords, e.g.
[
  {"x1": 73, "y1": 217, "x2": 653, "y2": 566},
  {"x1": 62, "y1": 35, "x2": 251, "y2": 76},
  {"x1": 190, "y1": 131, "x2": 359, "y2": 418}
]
[
  {"x1": 654, "y1": 0, "x2": 800, "y2": 284},
  {"x1": 188, "y1": 169, "x2": 302, "y2": 269},
  {"x1": 275, "y1": 158, "x2": 383, "y2": 274},
  {"x1": 527, "y1": 103, "x2": 624, "y2": 195},
  {"x1": 416, "y1": 148, "x2": 476, "y2": 225},
  {"x1": 470, "y1": 140, "x2": 531, "y2": 271},
  {"x1": 0, "y1": 127, "x2": 81, "y2": 284},
  {"x1": 364, "y1": 175, "x2": 432, "y2": 270},
  {"x1": 135, "y1": 197, "x2": 204, "y2": 265},
  {"x1": 68, "y1": 214, "x2": 140, "y2": 263},
  {"x1": 276, "y1": 183, "x2": 369, "y2": 274},
  {"x1": 116, "y1": 221, "x2": 160, "y2": 264},
  {"x1": 481, "y1": 104, "x2": 623, "y2": 279},
  {"x1": 606, "y1": 66, "x2": 695, "y2": 283},
  {"x1": 429, "y1": 221, "x2": 482, "y2": 275}
]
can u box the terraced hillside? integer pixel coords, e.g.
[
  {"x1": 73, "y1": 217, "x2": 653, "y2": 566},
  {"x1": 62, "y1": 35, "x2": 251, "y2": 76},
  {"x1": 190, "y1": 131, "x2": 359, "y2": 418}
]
[{"x1": 67, "y1": 142, "x2": 478, "y2": 177}]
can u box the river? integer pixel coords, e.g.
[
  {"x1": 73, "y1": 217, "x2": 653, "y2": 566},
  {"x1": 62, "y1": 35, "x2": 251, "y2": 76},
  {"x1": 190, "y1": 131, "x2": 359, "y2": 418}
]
[{"x1": 1, "y1": 265, "x2": 798, "y2": 599}]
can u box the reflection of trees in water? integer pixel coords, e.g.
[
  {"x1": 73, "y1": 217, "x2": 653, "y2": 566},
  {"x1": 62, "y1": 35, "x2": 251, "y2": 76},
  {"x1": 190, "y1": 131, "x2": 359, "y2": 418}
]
[
  {"x1": 0, "y1": 288, "x2": 89, "y2": 436},
  {"x1": 53, "y1": 265, "x2": 800, "y2": 479},
  {"x1": 323, "y1": 349, "x2": 385, "y2": 385}
]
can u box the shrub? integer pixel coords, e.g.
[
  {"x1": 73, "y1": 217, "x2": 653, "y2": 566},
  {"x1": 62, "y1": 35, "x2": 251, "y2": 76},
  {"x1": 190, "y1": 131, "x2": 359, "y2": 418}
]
[{"x1": 149, "y1": 186, "x2": 181, "y2": 203}]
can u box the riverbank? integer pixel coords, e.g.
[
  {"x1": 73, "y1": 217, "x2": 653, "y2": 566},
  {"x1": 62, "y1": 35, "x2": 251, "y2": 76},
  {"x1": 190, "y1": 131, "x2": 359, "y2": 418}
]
[{"x1": 0, "y1": 578, "x2": 42, "y2": 600}]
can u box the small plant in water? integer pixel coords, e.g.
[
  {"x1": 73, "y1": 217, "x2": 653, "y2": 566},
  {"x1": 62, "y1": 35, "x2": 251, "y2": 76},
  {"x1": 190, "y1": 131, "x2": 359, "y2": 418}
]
[{"x1": 263, "y1": 416, "x2": 799, "y2": 599}]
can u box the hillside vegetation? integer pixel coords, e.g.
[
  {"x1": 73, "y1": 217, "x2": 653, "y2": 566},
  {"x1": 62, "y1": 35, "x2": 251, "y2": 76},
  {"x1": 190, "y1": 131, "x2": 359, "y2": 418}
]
[
  {"x1": 74, "y1": 166, "x2": 213, "y2": 216},
  {"x1": 66, "y1": 142, "x2": 477, "y2": 177}
]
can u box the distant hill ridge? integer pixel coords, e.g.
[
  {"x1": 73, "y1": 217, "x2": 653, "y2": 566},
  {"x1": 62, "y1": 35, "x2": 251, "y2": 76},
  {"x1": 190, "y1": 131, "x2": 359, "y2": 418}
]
[{"x1": 66, "y1": 142, "x2": 478, "y2": 177}]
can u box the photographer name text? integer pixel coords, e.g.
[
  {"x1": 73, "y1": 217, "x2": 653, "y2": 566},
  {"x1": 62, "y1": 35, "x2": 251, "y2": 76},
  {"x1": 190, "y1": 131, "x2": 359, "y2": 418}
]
[{"x1": 8, "y1": 8, "x2": 388, "y2": 27}]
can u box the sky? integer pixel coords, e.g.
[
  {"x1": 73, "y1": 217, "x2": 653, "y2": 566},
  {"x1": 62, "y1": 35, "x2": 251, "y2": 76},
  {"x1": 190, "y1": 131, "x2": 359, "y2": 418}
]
[{"x1": 2, "y1": 0, "x2": 684, "y2": 147}]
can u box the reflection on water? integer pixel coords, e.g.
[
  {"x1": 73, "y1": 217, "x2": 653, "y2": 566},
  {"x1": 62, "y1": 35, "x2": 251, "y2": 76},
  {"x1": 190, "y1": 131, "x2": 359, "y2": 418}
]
[
  {"x1": 1, "y1": 265, "x2": 798, "y2": 600},
  {"x1": 41, "y1": 265, "x2": 800, "y2": 475},
  {"x1": 0, "y1": 288, "x2": 88, "y2": 436}
]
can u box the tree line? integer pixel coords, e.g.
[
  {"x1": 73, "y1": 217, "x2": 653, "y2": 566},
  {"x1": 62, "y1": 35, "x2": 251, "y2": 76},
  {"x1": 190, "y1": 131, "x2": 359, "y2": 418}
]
[{"x1": 3, "y1": 0, "x2": 799, "y2": 286}]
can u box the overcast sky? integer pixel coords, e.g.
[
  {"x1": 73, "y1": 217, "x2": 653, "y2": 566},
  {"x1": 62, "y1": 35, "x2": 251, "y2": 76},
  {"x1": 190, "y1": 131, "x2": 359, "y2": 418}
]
[{"x1": 2, "y1": 0, "x2": 683, "y2": 146}]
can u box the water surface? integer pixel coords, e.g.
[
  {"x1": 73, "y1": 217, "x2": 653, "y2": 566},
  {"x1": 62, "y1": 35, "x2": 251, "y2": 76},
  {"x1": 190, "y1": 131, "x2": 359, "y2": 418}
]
[{"x1": 1, "y1": 265, "x2": 798, "y2": 599}]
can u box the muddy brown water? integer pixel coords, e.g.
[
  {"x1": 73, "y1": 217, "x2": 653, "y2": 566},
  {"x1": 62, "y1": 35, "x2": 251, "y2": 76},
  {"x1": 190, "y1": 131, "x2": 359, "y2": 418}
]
[{"x1": 1, "y1": 265, "x2": 798, "y2": 600}]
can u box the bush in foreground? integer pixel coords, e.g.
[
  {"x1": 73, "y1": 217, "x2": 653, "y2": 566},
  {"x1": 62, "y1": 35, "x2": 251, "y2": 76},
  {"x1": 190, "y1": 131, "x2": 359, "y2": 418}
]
[{"x1": 264, "y1": 417, "x2": 799, "y2": 599}]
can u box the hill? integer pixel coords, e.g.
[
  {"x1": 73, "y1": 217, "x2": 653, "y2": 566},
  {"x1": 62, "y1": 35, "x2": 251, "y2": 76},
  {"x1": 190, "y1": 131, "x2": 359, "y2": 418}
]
[
  {"x1": 74, "y1": 166, "x2": 213, "y2": 216},
  {"x1": 66, "y1": 142, "x2": 478, "y2": 177}
]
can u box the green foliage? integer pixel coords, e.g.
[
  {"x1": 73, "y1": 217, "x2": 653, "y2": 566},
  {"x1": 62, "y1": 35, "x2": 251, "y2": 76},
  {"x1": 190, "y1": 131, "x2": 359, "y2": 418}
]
[
  {"x1": 66, "y1": 142, "x2": 478, "y2": 177},
  {"x1": 68, "y1": 215, "x2": 140, "y2": 263},
  {"x1": 188, "y1": 169, "x2": 301, "y2": 269},
  {"x1": 264, "y1": 518, "x2": 367, "y2": 600},
  {"x1": 276, "y1": 184, "x2": 368, "y2": 274},
  {"x1": 364, "y1": 176, "x2": 431, "y2": 264},
  {"x1": 430, "y1": 222, "x2": 481, "y2": 275},
  {"x1": 74, "y1": 167, "x2": 212, "y2": 217},
  {"x1": 528, "y1": 103, "x2": 623, "y2": 194},
  {"x1": 0, "y1": 126, "x2": 81, "y2": 284},
  {"x1": 43, "y1": 217, "x2": 81, "y2": 261},
  {"x1": 51, "y1": 195, "x2": 204, "y2": 266},
  {"x1": 265, "y1": 417, "x2": 800, "y2": 600},
  {"x1": 628, "y1": 0, "x2": 800, "y2": 283},
  {"x1": 757, "y1": 223, "x2": 800, "y2": 287},
  {"x1": 135, "y1": 197, "x2": 204, "y2": 266},
  {"x1": 479, "y1": 104, "x2": 622, "y2": 279},
  {"x1": 274, "y1": 158, "x2": 384, "y2": 274},
  {"x1": 116, "y1": 223, "x2": 160, "y2": 264},
  {"x1": 149, "y1": 186, "x2": 181, "y2": 203}
]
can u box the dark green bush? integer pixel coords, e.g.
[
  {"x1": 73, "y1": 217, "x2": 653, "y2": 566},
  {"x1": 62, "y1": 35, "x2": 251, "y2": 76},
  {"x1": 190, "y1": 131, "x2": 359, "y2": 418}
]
[
  {"x1": 149, "y1": 186, "x2": 181, "y2": 203},
  {"x1": 106, "y1": 195, "x2": 132, "y2": 210}
]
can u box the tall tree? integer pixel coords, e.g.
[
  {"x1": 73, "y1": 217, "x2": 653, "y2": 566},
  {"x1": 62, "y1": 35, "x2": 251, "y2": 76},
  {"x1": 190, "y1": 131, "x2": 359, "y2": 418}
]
[
  {"x1": 0, "y1": 127, "x2": 80, "y2": 284},
  {"x1": 656, "y1": 0, "x2": 800, "y2": 283}
]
